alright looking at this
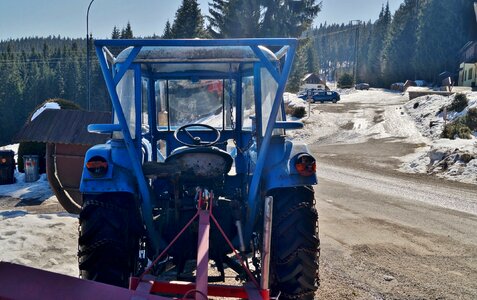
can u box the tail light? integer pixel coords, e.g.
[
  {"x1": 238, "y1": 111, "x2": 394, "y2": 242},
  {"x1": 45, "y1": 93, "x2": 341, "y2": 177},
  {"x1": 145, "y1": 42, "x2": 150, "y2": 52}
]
[
  {"x1": 86, "y1": 156, "x2": 108, "y2": 177},
  {"x1": 295, "y1": 154, "x2": 316, "y2": 176}
]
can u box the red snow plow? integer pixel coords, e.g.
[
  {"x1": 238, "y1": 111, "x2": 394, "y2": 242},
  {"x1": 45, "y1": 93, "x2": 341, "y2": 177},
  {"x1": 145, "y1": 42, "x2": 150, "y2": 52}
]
[{"x1": 0, "y1": 196, "x2": 273, "y2": 300}]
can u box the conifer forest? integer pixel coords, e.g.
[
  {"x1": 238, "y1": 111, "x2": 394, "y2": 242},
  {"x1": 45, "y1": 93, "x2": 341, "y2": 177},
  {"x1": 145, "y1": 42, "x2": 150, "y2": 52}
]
[{"x1": 0, "y1": 0, "x2": 476, "y2": 146}]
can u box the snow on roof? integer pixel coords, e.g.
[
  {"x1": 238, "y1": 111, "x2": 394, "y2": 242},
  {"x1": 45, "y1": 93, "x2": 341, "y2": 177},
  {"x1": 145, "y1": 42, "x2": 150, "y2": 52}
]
[{"x1": 115, "y1": 46, "x2": 278, "y2": 74}]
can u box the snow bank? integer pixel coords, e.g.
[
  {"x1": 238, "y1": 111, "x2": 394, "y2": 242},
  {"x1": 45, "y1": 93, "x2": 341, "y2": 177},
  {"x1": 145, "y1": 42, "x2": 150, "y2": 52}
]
[
  {"x1": 401, "y1": 91, "x2": 477, "y2": 184},
  {"x1": 0, "y1": 172, "x2": 53, "y2": 201}
]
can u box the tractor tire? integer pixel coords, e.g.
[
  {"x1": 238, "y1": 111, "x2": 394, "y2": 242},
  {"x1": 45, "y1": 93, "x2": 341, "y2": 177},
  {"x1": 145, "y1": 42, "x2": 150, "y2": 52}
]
[
  {"x1": 78, "y1": 193, "x2": 142, "y2": 287},
  {"x1": 268, "y1": 186, "x2": 319, "y2": 300}
]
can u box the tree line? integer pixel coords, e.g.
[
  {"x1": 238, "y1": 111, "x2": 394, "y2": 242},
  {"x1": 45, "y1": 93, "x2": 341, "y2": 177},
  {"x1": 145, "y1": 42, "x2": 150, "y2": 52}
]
[
  {"x1": 0, "y1": 0, "x2": 320, "y2": 146},
  {"x1": 1, "y1": 0, "x2": 475, "y2": 146},
  {"x1": 0, "y1": 37, "x2": 110, "y2": 146},
  {"x1": 312, "y1": 0, "x2": 477, "y2": 87}
]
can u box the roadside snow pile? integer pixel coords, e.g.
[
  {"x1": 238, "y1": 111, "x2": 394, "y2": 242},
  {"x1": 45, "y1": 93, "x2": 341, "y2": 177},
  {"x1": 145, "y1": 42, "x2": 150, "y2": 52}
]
[
  {"x1": 284, "y1": 92, "x2": 306, "y2": 108},
  {"x1": 0, "y1": 143, "x2": 54, "y2": 201},
  {"x1": 402, "y1": 92, "x2": 477, "y2": 184},
  {"x1": 0, "y1": 144, "x2": 53, "y2": 202},
  {"x1": 404, "y1": 94, "x2": 452, "y2": 139},
  {"x1": 0, "y1": 172, "x2": 53, "y2": 201},
  {"x1": 334, "y1": 88, "x2": 357, "y2": 95}
]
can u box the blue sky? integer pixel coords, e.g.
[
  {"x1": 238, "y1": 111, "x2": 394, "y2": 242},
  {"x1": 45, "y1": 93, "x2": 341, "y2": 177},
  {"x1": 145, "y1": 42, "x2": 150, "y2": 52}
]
[{"x1": 0, "y1": 0, "x2": 402, "y2": 40}]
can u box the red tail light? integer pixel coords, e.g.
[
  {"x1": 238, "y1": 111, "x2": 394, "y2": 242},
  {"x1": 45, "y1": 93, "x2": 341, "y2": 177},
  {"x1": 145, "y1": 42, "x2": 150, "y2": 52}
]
[
  {"x1": 295, "y1": 154, "x2": 316, "y2": 176},
  {"x1": 86, "y1": 156, "x2": 108, "y2": 177}
]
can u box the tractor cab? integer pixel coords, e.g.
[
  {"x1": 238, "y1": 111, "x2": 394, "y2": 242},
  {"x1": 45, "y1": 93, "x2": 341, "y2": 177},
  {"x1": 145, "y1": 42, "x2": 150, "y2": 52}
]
[{"x1": 109, "y1": 45, "x2": 283, "y2": 173}]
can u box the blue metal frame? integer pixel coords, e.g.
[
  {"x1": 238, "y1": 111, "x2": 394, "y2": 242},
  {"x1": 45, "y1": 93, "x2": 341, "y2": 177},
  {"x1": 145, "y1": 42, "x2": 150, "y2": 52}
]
[{"x1": 90, "y1": 38, "x2": 305, "y2": 254}]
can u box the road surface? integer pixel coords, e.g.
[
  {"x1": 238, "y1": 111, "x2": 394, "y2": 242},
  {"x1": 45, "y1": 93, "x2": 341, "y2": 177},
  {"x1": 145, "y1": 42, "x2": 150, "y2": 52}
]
[{"x1": 310, "y1": 91, "x2": 477, "y2": 299}]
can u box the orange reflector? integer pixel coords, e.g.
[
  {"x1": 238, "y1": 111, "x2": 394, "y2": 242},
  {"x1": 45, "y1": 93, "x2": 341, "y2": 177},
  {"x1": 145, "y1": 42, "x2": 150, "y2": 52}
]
[
  {"x1": 86, "y1": 161, "x2": 108, "y2": 169},
  {"x1": 295, "y1": 154, "x2": 316, "y2": 176},
  {"x1": 86, "y1": 156, "x2": 108, "y2": 177}
]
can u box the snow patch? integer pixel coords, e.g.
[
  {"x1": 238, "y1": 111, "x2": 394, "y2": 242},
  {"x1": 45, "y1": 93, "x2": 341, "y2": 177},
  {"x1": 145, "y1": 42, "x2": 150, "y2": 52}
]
[{"x1": 30, "y1": 102, "x2": 60, "y2": 121}]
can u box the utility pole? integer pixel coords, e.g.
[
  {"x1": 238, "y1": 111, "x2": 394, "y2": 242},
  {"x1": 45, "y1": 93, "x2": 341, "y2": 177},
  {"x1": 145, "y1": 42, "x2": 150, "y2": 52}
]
[
  {"x1": 350, "y1": 20, "x2": 361, "y2": 85},
  {"x1": 86, "y1": 0, "x2": 96, "y2": 111}
]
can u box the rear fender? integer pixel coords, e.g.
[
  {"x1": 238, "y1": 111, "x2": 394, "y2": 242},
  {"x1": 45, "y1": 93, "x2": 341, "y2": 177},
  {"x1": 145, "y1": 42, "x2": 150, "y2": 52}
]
[
  {"x1": 262, "y1": 139, "x2": 317, "y2": 191},
  {"x1": 80, "y1": 140, "x2": 137, "y2": 194}
]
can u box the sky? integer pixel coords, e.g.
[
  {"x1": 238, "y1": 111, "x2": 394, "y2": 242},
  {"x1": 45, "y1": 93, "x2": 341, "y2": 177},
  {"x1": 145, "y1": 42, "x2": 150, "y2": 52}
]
[{"x1": 0, "y1": 0, "x2": 403, "y2": 40}]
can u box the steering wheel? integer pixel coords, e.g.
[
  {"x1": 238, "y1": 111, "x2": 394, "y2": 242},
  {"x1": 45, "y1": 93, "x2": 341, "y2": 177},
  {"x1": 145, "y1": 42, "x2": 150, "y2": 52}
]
[{"x1": 174, "y1": 123, "x2": 221, "y2": 147}]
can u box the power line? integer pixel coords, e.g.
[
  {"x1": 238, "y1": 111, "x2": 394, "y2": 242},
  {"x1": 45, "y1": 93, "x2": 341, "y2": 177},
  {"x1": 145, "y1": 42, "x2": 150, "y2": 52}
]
[{"x1": 312, "y1": 26, "x2": 358, "y2": 38}]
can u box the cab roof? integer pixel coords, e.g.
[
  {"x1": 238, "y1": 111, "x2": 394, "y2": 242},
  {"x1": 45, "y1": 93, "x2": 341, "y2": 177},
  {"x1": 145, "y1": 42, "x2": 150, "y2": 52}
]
[{"x1": 114, "y1": 45, "x2": 278, "y2": 74}]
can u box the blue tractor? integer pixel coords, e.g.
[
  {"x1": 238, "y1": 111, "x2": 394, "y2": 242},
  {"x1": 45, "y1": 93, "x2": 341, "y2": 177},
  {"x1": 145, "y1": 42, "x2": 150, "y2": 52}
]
[{"x1": 79, "y1": 39, "x2": 319, "y2": 299}]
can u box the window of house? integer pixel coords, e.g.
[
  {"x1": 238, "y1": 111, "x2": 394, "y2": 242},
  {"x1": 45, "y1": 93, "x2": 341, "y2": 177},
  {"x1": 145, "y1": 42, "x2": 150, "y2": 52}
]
[{"x1": 469, "y1": 68, "x2": 473, "y2": 80}]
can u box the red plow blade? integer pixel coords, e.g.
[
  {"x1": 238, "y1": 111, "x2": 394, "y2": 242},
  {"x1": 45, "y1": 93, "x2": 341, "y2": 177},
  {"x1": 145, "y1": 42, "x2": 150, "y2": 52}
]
[{"x1": 0, "y1": 262, "x2": 162, "y2": 300}]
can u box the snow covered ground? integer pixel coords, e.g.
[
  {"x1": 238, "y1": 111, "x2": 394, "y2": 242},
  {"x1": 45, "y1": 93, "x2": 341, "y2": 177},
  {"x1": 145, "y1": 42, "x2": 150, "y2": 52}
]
[
  {"x1": 285, "y1": 88, "x2": 477, "y2": 184},
  {"x1": 0, "y1": 144, "x2": 79, "y2": 277}
]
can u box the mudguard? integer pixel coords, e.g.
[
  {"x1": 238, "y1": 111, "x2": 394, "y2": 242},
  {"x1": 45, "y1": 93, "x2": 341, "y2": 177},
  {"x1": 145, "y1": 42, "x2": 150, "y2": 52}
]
[
  {"x1": 261, "y1": 138, "x2": 317, "y2": 191},
  {"x1": 80, "y1": 140, "x2": 137, "y2": 194}
]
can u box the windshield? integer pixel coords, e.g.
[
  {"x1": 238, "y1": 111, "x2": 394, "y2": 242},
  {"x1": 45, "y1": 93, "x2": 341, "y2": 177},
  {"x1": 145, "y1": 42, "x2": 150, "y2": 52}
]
[{"x1": 156, "y1": 79, "x2": 236, "y2": 130}]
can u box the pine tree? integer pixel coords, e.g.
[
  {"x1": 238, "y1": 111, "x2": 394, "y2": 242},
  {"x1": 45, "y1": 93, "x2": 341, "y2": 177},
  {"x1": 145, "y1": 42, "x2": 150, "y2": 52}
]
[
  {"x1": 120, "y1": 22, "x2": 134, "y2": 39},
  {"x1": 305, "y1": 41, "x2": 319, "y2": 74},
  {"x1": 171, "y1": 0, "x2": 206, "y2": 38},
  {"x1": 381, "y1": 0, "x2": 420, "y2": 85},
  {"x1": 111, "y1": 26, "x2": 121, "y2": 39},
  {"x1": 356, "y1": 21, "x2": 373, "y2": 82},
  {"x1": 208, "y1": 0, "x2": 260, "y2": 38},
  {"x1": 288, "y1": 41, "x2": 309, "y2": 92},
  {"x1": 162, "y1": 20, "x2": 173, "y2": 39},
  {"x1": 414, "y1": 0, "x2": 470, "y2": 83},
  {"x1": 367, "y1": 2, "x2": 391, "y2": 86},
  {"x1": 208, "y1": 0, "x2": 320, "y2": 38},
  {"x1": 208, "y1": 0, "x2": 228, "y2": 38},
  {"x1": 260, "y1": 0, "x2": 321, "y2": 37}
]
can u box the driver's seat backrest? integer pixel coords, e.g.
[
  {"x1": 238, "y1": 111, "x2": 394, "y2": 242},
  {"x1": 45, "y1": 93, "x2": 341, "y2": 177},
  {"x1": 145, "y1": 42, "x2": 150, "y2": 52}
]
[{"x1": 166, "y1": 146, "x2": 233, "y2": 178}]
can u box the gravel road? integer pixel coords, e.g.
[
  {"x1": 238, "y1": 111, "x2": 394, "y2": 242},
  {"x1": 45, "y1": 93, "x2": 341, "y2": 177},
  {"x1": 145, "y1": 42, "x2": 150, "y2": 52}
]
[{"x1": 310, "y1": 92, "x2": 477, "y2": 299}]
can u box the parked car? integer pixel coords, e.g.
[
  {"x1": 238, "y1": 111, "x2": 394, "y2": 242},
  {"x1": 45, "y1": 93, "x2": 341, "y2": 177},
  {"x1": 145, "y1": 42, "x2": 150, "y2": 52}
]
[
  {"x1": 355, "y1": 83, "x2": 370, "y2": 90},
  {"x1": 299, "y1": 89, "x2": 340, "y2": 103},
  {"x1": 297, "y1": 88, "x2": 321, "y2": 99},
  {"x1": 390, "y1": 82, "x2": 405, "y2": 92}
]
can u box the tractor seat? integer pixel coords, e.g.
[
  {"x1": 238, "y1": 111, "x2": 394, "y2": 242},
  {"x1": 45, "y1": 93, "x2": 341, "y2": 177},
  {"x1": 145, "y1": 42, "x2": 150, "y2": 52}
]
[{"x1": 166, "y1": 146, "x2": 233, "y2": 178}]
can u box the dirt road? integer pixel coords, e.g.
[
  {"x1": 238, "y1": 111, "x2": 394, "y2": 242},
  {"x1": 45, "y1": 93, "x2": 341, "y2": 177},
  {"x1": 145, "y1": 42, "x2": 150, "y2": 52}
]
[{"x1": 310, "y1": 92, "x2": 477, "y2": 299}]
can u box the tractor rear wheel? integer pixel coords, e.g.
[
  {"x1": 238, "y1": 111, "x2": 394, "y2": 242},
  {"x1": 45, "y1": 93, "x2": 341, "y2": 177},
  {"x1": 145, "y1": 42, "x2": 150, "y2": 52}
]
[
  {"x1": 268, "y1": 186, "x2": 320, "y2": 300},
  {"x1": 78, "y1": 193, "x2": 142, "y2": 287}
]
